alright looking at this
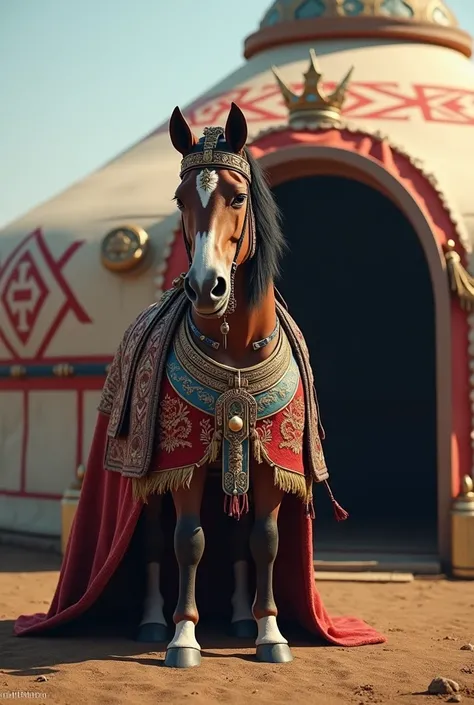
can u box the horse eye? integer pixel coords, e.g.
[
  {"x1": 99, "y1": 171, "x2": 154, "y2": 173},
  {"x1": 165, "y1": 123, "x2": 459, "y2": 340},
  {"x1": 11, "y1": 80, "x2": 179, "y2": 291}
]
[
  {"x1": 175, "y1": 198, "x2": 185, "y2": 211},
  {"x1": 232, "y1": 194, "x2": 247, "y2": 208}
]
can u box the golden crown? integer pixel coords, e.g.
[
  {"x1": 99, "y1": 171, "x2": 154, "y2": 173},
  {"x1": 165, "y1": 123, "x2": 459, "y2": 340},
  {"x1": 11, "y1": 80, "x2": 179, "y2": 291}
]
[{"x1": 272, "y1": 49, "x2": 353, "y2": 126}]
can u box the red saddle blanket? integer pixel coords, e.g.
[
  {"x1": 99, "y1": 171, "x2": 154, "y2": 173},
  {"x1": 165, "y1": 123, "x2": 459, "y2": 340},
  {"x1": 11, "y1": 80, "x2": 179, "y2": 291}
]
[{"x1": 14, "y1": 411, "x2": 386, "y2": 648}]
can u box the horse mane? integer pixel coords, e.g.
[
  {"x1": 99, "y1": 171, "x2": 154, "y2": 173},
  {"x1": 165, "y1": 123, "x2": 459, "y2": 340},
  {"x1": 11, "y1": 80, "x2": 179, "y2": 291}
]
[{"x1": 243, "y1": 148, "x2": 287, "y2": 308}]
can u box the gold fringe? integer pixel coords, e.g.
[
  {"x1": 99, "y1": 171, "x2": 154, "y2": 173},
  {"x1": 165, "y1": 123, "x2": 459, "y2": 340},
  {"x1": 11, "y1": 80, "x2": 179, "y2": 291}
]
[
  {"x1": 132, "y1": 428, "x2": 308, "y2": 503},
  {"x1": 273, "y1": 466, "x2": 307, "y2": 501},
  {"x1": 131, "y1": 430, "x2": 223, "y2": 502},
  {"x1": 445, "y1": 242, "x2": 474, "y2": 312},
  {"x1": 252, "y1": 430, "x2": 307, "y2": 501},
  {"x1": 132, "y1": 465, "x2": 195, "y2": 502}
]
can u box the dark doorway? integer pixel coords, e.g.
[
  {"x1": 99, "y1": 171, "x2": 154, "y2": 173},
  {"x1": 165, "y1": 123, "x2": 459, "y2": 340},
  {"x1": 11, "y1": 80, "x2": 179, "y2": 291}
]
[{"x1": 273, "y1": 175, "x2": 438, "y2": 561}]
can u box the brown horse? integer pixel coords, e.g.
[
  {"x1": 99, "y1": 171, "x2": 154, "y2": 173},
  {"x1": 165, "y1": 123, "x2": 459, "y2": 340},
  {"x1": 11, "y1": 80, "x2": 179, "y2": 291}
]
[{"x1": 137, "y1": 103, "x2": 321, "y2": 668}]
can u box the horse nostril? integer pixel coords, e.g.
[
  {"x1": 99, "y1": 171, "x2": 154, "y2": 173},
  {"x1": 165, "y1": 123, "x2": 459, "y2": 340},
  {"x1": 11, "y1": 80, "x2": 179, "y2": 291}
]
[
  {"x1": 184, "y1": 277, "x2": 197, "y2": 302},
  {"x1": 211, "y1": 277, "x2": 227, "y2": 299}
]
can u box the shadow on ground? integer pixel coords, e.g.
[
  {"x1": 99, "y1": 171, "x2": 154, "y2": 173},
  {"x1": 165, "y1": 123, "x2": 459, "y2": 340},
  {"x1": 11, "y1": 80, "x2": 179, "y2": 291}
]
[{"x1": 0, "y1": 618, "x2": 321, "y2": 675}]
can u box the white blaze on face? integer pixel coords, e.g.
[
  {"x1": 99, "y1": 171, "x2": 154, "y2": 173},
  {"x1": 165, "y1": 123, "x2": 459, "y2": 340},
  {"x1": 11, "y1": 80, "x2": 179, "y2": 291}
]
[
  {"x1": 191, "y1": 230, "x2": 217, "y2": 290},
  {"x1": 196, "y1": 168, "x2": 219, "y2": 209}
]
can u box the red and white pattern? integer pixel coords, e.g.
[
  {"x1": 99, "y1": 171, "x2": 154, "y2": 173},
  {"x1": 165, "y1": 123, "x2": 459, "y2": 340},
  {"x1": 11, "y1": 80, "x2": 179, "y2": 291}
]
[
  {"x1": 0, "y1": 228, "x2": 91, "y2": 361},
  {"x1": 151, "y1": 81, "x2": 474, "y2": 139}
]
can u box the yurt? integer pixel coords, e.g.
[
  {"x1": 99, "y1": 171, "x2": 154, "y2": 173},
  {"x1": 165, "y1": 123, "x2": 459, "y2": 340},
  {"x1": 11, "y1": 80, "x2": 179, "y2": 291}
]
[{"x1": 1, "y1": 0, "x2": 474, "y2": 575}]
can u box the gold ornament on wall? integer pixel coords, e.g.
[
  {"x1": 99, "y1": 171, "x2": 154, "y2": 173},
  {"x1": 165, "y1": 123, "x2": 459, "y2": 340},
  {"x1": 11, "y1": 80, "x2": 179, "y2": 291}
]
[
  {"x1": 272, "y1": 48, "x2": 353, "y2": 127},
  {"x1": 444, "y1": 240, "x2": 474, "y2": 312},
  {"x1": 101, "y1": 224, "x2": 150, "y2": 272}
]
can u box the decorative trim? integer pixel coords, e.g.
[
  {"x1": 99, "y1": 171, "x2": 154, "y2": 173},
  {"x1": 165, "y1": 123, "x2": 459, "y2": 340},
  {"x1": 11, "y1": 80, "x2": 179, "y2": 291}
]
[
  {"x1": 460, "y1": 249, "x2": 474, "y2": 475},
  {"x1": 101, "y1": 224, "x2": 150, "y2": 272},
  {"x1": 445, "y1": 240, "x2": 474, "y2": 311},
  {"x1": 248, "y1": 120, "x2": 471, "y2": 253},
  {"x1": 0, "y1": 362, "x2": 109, "y2": 378},
  {"x1": 181, "y1": 149, "x2": 252, "y2": 181},
  {"x1": 258, "y1": 0, "x2": 458, "y2": 27},
  {"x1": 253, "y1": 135, "x2": 462, "y2": 564},
  {"x1": 469, "y1": 308, "x2": 474, "y2": 476},
  {"x1": 243, "y1": 16, "x2": 472, "y2": 62},
  {"x1": 442, "y1": 240, "x2": 474, "y2": 477},
  {"x1": 53, "y1": 363, "x2": 75, "y2": 378},
  {"x1": 180, "y1": 126, "x2": 252, "y2": 181}
]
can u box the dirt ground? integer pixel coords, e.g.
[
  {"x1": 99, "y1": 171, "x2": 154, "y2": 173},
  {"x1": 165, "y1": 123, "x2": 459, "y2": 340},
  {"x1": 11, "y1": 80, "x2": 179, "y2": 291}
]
[{"x1": 1, "y1": 545, "x2": 474, "y2": 705}]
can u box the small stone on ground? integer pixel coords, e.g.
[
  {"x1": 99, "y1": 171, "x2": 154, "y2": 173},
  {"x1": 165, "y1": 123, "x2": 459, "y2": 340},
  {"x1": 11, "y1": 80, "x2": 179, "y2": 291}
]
[{"x1": 428, "y1": 677, "x2": 460, "y2": 695}]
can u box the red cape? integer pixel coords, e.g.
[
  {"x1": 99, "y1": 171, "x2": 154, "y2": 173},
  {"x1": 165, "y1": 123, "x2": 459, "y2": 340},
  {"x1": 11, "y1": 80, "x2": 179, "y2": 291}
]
[{"x1": 14, "y1": 412, "x2": 385, "y2": 647}]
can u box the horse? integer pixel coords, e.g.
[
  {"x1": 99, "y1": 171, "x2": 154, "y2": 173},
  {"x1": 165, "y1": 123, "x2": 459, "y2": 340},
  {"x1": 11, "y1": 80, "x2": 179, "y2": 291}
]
[
  {"x1": 133, "y1": 101, "x2": 338, "y2": 669},
  {"x1": 14, "y1": 103, "x2": 387, "y2": 660}
]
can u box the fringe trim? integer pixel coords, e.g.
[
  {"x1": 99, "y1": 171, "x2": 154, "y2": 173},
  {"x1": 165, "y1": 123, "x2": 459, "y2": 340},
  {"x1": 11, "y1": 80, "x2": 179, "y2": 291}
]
[
  {"x1": 133, "y1": 429, "x2": 223, "y2": 502},
  {"x1": 273, "y1": 466, "x2": 307, "y2": 501},
  {"x1": 132, "y1": 465, "x2": 195, "y2": 502},
  {"x1": 133, "y1": 427, "x2": 311, "y2": 506},
  {"x1": 445, "y1": 243, "x2": 474, "y2": 311},
  {"x1": 251, "y1": 429, "x2": 307, "y2": 501}
]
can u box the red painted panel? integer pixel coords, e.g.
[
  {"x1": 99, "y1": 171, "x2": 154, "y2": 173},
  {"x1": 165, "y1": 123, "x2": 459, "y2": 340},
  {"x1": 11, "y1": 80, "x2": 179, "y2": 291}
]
[{"x1": 0, "y1": 228, "x2": 91, "y2": 362}]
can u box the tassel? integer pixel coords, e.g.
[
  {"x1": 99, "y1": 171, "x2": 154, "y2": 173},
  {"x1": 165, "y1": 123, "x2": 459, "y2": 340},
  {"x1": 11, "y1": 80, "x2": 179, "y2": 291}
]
[
  {"x1": 241, "y1": 492, "x2": 249, "y2": 515},
  {"x1": 324, "y1": 480, "x2": 349, "y2": 522},
  {"x1": 445, "y1": 241, "x2": 474, "y2": 311},
  {"x1": 208, "y1": 430, "x2": 222, "y2": 463},
  {"x1": 251, "y1": 428, "x2": 263, "y2": 464},
  {"x1": 223, "y1": 492, "x2": 249, "y2": 520}
]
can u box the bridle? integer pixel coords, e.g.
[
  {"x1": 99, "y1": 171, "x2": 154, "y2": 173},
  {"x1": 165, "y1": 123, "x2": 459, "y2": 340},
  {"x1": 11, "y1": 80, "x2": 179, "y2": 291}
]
[{"x1": 178, "y1": 126, "x2": 256, "y2": 344}]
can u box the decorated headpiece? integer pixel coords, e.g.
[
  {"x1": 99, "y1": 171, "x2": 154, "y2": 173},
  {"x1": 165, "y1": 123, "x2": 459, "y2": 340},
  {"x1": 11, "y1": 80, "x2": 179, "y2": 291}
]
[
  {"x1": 169, "y1": 102, "x2": 252, "y2": 182},
  {"x1": 179, "y1": 126, "x2": 252, "y2": 182}
]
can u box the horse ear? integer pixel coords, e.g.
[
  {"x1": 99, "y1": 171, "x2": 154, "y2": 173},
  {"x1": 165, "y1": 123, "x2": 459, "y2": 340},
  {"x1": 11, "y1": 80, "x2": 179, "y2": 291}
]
[
  {"x1": 224, "y1": 102, "x2": 248, "y2": 154},
  {"x1": 169, "y1": 107, "x2": 198, "y2": 156}
]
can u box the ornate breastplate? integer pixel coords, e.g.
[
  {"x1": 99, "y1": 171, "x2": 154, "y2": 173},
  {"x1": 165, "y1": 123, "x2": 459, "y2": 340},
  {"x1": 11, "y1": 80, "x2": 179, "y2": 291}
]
[{"x1": 167, "y1": 318, "x2": 300, "y2": 517}]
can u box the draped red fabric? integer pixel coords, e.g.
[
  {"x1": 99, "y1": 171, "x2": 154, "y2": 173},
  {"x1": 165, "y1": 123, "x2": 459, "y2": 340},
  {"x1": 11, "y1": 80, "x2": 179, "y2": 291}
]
[{"x1": 14, "y1": 411, "x2": 385, "y2": 647}]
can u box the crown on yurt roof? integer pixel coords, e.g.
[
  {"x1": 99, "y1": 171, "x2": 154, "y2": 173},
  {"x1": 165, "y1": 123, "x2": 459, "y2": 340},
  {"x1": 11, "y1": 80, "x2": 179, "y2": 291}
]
[
  {"x1": 272, "y1": 48, "x2": 353, "y2": 126},
  {"x1": 179, "y1": 126, "x2": 252, "y2": 181}
]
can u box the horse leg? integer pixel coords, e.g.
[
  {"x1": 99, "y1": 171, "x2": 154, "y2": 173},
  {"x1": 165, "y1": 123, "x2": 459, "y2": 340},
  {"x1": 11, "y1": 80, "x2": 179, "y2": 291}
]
[
  {"x1": 164, "y1": 468, "x2": 206, "y2": 669},
  {"x1": 137, "y1": 493, "x2": 168, "y2": 643},
  {"x1": 250, "y1": 464, "x2": 293, "y2": 664},
  {"x1": 229, "y1": 509, "x2": 257, "y2": 638}
]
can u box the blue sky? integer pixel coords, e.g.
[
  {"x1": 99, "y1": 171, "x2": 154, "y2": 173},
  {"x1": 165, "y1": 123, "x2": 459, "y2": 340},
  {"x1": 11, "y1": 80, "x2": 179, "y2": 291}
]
[{"x1": 1, "y1": 0, "x2": 473, "y2": 229}]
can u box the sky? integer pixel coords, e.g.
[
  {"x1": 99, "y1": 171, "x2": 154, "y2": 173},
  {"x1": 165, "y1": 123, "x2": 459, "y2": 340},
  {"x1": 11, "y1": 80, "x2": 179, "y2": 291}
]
[{"x1": 1, "y1": 0, "x2": 473, "y2": 229}]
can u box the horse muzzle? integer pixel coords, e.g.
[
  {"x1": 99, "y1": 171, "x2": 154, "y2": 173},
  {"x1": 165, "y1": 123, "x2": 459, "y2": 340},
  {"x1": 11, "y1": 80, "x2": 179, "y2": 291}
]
[{"x1": 184, "y1": 270, "x2": 230, "y2": 318}]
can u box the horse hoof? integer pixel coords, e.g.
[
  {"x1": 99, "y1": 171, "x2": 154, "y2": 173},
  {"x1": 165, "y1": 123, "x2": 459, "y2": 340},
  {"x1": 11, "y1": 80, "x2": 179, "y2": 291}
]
[
  {"x1": 256, "y1": 643, "x2": 293, "y2": 664},
  {"x1": 229, "y1": 619, "x2": 257, "y2": 639},
  {"x1": 164, "y1": 647, "x2": 201, "y2": 669},
  {"x1": 136, "y1": 622, "x2": 168, "y2": 643}
]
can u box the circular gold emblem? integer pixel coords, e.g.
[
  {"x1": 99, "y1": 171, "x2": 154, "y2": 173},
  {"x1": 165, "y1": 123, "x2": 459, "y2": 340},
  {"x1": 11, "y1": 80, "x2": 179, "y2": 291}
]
[{"x1": 101, "y1": 225, "x2": 150, "y2": 272}]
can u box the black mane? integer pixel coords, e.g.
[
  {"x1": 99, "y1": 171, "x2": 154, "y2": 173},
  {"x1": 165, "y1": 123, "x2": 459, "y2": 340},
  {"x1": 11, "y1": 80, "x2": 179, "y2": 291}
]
[{"x1": 243, "y1": 148, "x2": 287, "y2": 308}]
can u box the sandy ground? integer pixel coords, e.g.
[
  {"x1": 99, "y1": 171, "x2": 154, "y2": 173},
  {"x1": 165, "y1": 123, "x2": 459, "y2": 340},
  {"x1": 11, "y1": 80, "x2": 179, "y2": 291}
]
[{"x1": 1, "y1": 545, "x2": 474, "y2": 705}]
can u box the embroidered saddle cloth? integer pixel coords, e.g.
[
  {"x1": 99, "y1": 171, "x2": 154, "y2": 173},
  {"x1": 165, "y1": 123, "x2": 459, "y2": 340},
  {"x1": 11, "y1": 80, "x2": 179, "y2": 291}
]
[
  {"x1": 99, "y1": 285, "x2": 329, "y2": 509},
  {"x1": 136, "y1": 315, "x2": 311, "y2": 515}
]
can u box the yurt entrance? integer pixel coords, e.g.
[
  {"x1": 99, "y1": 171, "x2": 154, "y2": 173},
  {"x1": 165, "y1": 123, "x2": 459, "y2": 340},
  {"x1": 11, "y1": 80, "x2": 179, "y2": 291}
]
[{"x1": 272, "y1": 174, "x2": 438, "y2": 570}]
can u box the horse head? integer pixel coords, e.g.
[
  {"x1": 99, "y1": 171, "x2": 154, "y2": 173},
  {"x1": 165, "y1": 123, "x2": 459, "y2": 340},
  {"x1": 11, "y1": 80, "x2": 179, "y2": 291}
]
[{"x1": 169, "y1": 103, "x2": 256, "y2": 318}]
